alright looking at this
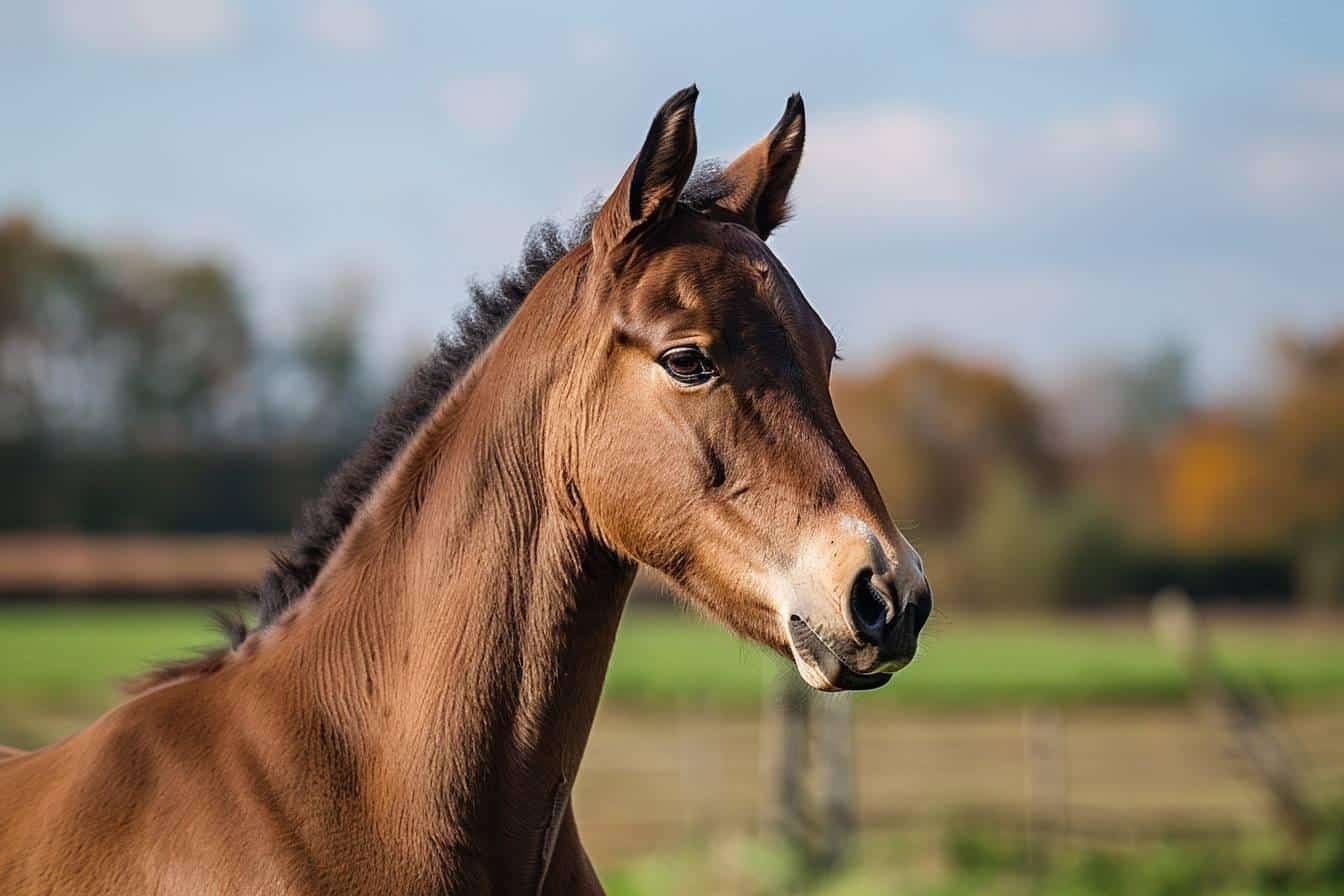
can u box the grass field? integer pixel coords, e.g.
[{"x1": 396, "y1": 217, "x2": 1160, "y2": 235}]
[
  {"x1": 4, "y1": 602, "x2": 1344, "y2": 893},
  {"x1": 2, "y1": 602, "x2": 1343, "y2": 717},
  {"x1": 602, "y1": 820, "x2": 1344, "y2": 896}
]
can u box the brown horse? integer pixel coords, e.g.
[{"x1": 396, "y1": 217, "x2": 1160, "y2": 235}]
[{"x1": 0, "y1": 87, "x2": 930, "y2": 894}]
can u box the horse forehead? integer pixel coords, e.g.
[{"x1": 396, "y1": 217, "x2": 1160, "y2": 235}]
[
  {"x1": 618, "y1": 224, "x2": 822, "y2": 352},
  {"x1": 661, "y1": 235, "x2": 807, "y2": 325},
  {"x1": 711, "y1": 228, "x2": 817, "y2": 331},
  {"x1": 712, "y1": 247, "x2": 824, "y2": 355}
]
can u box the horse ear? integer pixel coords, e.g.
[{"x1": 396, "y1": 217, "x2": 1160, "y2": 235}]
[
  {"x1": 719, "y1": 94, "x2": 806, "y2": 239},
  {"x1": 592, "y1": 86, "x2": 699, "y2": 257}
]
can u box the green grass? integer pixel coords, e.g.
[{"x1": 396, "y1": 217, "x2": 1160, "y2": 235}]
[
  {"x1": 603, "y1": 818, "x2": 1344, "y2": 896},
  {"x1": 603, "y1": 609, "x2": 1344, "y2": 709},
  {"x1": 0, "y1": 603, "x2": 227, "y2": 713},
  {"x1": 2, "y1": 603, "x2": 1343, "y2": 716}
]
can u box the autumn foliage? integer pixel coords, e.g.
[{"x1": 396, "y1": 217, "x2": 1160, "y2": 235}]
[{"x1": 834, "y1": 331, "x2": 1344, "y2": 606}]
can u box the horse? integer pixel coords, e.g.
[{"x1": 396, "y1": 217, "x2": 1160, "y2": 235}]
[{"x1": 0, "y1": 86, "x2": 931, "y2": 895}]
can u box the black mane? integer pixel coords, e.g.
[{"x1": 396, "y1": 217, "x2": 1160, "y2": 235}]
[
  {"x1": 241, "y1": 212, "x2": 592, "y2": 640},
  {"x1": 237, "y1": 164, "x2": 731, "y2": 643}
]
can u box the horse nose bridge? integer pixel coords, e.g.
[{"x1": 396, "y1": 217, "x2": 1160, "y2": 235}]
[
  {"x1": 815, "y1": 415, "x2": 896, "y2": 530},
  {"x1": 769, "y1": 388, "x2": 873, "y2": 512}
]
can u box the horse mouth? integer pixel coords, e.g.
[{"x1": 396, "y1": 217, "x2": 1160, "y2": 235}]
[{"x1": 787, "y1": 615, "x2": 893, "y2": 692}]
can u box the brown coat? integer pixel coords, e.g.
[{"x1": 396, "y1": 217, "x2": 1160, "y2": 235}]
[{"x1": 0, "y1": 87, "x2": 929, "y2": 895}]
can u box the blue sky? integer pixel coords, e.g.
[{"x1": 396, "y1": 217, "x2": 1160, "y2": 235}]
[{"x1": 3, "y1": 0, "x2": 1342, "y2": 396}]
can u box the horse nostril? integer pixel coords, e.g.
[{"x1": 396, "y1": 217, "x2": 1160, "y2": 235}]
[
  {"x1": 848, "y1": 569, "x2": 894, "y2": 647},
  {"x1": 904, "y1": 585, "x2": 933, "y2": 637}
]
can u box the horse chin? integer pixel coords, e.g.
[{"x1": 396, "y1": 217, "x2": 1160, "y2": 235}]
[{"x1": 786, "y1": 615, "x2": 893, "y2": 692}]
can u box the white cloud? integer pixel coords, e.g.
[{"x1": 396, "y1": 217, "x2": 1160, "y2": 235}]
[
  {"x1": 796, "y1": 101, "x2": 1166, "y2": 223},
  {"x1": 439, "y1": 74, "x2": 531, "y2": 142},
  {"x1": 798, "y1": 105, "x2": 986, "y2": 217},
  {"x1": 964, "y1": 0, "x2": 1119, "y2": 57},
  {"x1": 51, "y1": 0, "x2": 240, "y2": 51},
  {"x1": 1037, "y1": 102, "x2": 1167, "y2": 183},
  {"x1": 1293, "y1": 71, "x2": 1344, "y2": 119},
  {"x1": 569, "y1": 30, "x2": 620, "y2": 66},
  {"x1": 1240, "y1": 137, "x2": 1344, "y2": 213},
  {"x1": 1230, "y1": 71, "x2": 1344, "y2": 214},
  {"x1": 303, "y1": 0, "x2": 384, "y2": 52}
]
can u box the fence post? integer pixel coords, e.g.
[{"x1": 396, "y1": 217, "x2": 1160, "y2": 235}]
[
  {"x1": 814, "y1": 693, "x2": 855, "y2": 870},
  {"x1": 1151, "y1": 587, "x2": 1316, "y2": 847},
  {"x1": 1022, "y1": 707, "x2": 1066, "y2": 875},
  {"x1": 765, "y1": 669, "x2": 857, "y2": 873},
  {"x1": 770, "y1": 668, "x2": 812, "y2": 857}
]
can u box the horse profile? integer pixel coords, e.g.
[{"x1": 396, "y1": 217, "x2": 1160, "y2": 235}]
[{"x1": 0, "y1": 87, "x2": 931, "y2": 894}]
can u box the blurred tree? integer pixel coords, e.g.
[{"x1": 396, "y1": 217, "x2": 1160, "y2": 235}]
[
  {"x1": 1051, "y1": 343, "x2": 1192, "y2": 536},
  {"x1": 285, "y1": 271, "x2": 371, "y2": 440},
  {"x1": 1053, "y1": 342, "x2": 1192, "y2": 450},
  {"x1": 1267, "y1": 329, "x2": 1344, "y2": 605},
  {"x1": 1266, "y1": 329, "x2": 1344, "y2": 539},
  {"x1": 963, "y1": 465, "x2": 1128, "y2": 607},
  {"x1": 1, "y1": 214, "x2": 111, "y2": 441},
  {"x1": 1161, "y1": 413, "x2": 1271, "y2": 548},
  {"x1": 1159, "y1": 328, "x2": 1344, "y2": 551},
  {"x1": 0, "y1": 214, "x2": 251, "y2": 449},
  {"x1": 110, "y1": 251, "x2": 252, "y2": 448},
  {"x1": 1124, "y1": 343, "x2": 1191, "y2": 437},
  {"x1": 0, "y1": 214, "x2": 374, "y2": 533},
  {"x1": 833, "y1": 351, "x2": 1058, "y2": 535}
]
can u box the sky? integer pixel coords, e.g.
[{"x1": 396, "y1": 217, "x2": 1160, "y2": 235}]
[{"x1": 2, "y1": 0, "x2": 1342, "y2": 397}]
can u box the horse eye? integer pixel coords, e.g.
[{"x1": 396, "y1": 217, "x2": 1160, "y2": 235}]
[{"x1": 659, "y1": 347, "x2": 717, "y2": 386}]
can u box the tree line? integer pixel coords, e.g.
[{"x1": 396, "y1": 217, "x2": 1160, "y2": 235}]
[
  {"x1": 3, "y1": 214, "x2": 1341, "y2": 605},
  {"x1": 0, "y1": 214, "x2": 375, "y2": 532},
  {"x1": 831, "y1": 337, "x2": 1344, "y2": 606}
]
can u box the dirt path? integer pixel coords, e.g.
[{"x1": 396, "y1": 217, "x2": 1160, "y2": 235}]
[{"x1": 574, "y1": 703, "x2": 1344, "y2": 865}]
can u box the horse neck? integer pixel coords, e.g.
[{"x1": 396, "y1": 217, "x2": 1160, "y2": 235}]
[{"x1": 238, "y1": 293, "x2": 634, "y2": 865}]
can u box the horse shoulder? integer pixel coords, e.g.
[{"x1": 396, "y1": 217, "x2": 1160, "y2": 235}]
[{"x1": 0, "y1": 674, "x2": 265, "y2": 893}]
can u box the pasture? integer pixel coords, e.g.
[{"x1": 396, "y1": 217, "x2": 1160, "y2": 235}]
[
  {"x1": 3, "y1": 603, "x2": 1344, "y2": 727},
  {"x1": 4, "y1": 603, "x2": 1343, "y2": 893}
]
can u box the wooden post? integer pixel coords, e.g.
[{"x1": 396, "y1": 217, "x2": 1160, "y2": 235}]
[
  {"x1": 1022, "y1": 707, "x2": 1066, "y2": 874},
  {"x1": 770, "y1": 668, "x2": 811, "y2": 856},
  {"x1": 1152, "y1": 587, "x2": 1316, "y2": 847},
  {"x1": 814, "y1": 693, "x2": 855, "y2": 870},
  {"x1": 765, "y1": 669, "x2": 857, "y2": 874}
]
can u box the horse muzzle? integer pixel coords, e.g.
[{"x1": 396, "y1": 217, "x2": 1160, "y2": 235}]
[{"x1": 783, "y1": 521, "x2": 932, "y2": 692}]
